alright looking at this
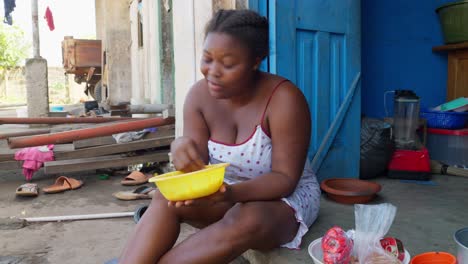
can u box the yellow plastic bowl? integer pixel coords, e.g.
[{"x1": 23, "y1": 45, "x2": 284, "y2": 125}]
[{"x1": 148, "y1": 163, "x2": 229, "y2": 201}]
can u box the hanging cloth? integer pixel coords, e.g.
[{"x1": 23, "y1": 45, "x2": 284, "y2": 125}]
[
  {"x1": 3, "y1": 0, "x2": 16, "y2": 25},
  {"x1": 44, "y1": 6, "x2": 55, "y2": 31}
]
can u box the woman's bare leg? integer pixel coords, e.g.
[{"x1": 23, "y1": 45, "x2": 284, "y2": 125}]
[
  {"x1": 119, "y1": 191, "x2": 232, "y2": 264},
  {"x1": 159, "y1": 201, "x2": 299, "y2": 264}
]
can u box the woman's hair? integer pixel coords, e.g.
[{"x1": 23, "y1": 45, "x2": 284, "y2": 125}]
[{"x1": 205, "y1": 9, "x2": 269, "y2": 60}]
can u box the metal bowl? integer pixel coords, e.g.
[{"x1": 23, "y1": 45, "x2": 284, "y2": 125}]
[{"x1": 455, "y1": 227, "x2": 468, "y2": 263}]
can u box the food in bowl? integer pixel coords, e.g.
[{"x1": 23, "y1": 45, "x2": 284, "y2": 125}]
[
  {"x1": 148, "y1": 163, "x2": 229, "y2": 201},
  {"x1": 308, "y1": 237, "x2": 411, "y2": 264}
]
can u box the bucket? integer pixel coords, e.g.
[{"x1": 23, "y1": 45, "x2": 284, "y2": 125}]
[
  {"x1": 436, "y1": 0, "x2": 468, "y2": 44},
  {"x1": 455, "y1": 227, "x2": 468, "y2": 263},
  {"x1": 410, "y1": 251, "x2": 456, "y2": 264},
  {"x1": 50, "y1": 106, "x2": 64, "y2": 112}
]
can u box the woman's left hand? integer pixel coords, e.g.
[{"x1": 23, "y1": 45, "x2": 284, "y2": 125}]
[{"x1": 167, "y1": 184, "x2": 233, "y2": 207}]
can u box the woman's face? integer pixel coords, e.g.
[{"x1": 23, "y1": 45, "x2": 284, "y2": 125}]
[{"x1": 201, "y1": 32, "x2": 258, "y2": 99}]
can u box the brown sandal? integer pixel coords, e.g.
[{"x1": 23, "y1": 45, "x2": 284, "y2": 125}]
[
  {"x1": 43, "y1": 176, "x2": 83, "y2": 194},
  {"x1": 120, "y1": 171, "x2": 152, "y2": 186}
]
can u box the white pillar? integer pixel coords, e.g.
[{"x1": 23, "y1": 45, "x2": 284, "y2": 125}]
[
  {"x1": 26, "y1": 0, "x2": 48, "y2": 124},
  {"x1": 25, "y1": 58, "x2": 49, "y2": 122},
  {"x1": 31, "y1": 0, "x2": 40, "y2": 58}
]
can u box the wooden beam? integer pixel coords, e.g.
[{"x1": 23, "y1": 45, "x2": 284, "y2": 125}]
[
  {"x1": 73, "y1": 125, "x2": 175, "y2": 149},
  {"x1": 73, "y1": 135, "x2": 116, "y2": 149},
  {"x1": 0, "y1": 149, "x2": 16, "y2": 162},
  {"x1": 44, "y1": 150, "x2": 170, "y2": 174},
  {"x1": 0, "y1": 144, "x2": 74, "y2": 162},
  {"x1": 0, "y1": 128, "x2": 51, "y2": 140},
  {"x1": 433, "y1": 41, "x2": 468, "y2": 52},
  {"x1": 56, "y1": 136, "x2": 173, "y2": 160},
  {"x1": 0, "y1": 161, "x2": 22, "y2": 170}
]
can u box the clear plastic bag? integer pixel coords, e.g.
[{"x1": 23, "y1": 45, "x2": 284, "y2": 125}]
[
  {"x1": 353, "y1": 203, "x2": 401, "y2": 264},
  {"x1": 322, "y1": 226, "x2": 354, "y2": 264}
]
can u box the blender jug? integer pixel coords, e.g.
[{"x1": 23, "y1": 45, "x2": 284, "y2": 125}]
[{"x1": 393, "y1": 90, "x2": 420, "y2": 149}]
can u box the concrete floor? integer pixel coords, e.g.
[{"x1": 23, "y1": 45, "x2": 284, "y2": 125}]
[
  {"x1": 0, "y1": 107, "x2": 467, "y2": 263},
  {"x1": 0, "y1": 166, "x2": 466, "y2": 264},
  {"x1": 244, "y1": 174, "x2": 467, "y2": 263}
]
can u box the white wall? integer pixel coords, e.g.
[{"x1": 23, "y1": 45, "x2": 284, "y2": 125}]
[
  {"x1": 172, "y1": 0, "x2": 212, "y2": 137},
  {"x1": 95, "y1": 0, "x2": 132, "y2": 105},
  {"x1": 172, "y1": 0, "x2": 242, "y2": 137},
  {"x1": 129, "y1": 0, "x2": 162, "y2": 105}
]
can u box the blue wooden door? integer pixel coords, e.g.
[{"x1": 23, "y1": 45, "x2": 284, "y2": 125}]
[{"x1": 251, "y1": 0, "x2": 361, "y2": 181}]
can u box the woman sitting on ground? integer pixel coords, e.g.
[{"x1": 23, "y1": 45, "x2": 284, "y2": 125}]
[{"x1": 119, "y1": 9, "x2": 320, "y2": 264}]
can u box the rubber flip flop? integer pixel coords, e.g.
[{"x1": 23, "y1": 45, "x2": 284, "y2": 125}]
[
  {"x1": 43, "y1": 176, "x2": 83, "y2": 194},
  {"x1": 113, "y1": 186, "x2": 157, "y2": 201},
  {"x1": 120, "y1": 171, "x2": 152, "y2": 186},
  {"x1": 133, "y1": 204, "x2": 149, "y2": 223},
  {"x1": 16, "y1": 183, "x2": 39, "y2": 197}
]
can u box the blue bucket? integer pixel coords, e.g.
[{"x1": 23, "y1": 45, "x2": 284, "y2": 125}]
[{"x1": 50, "y1": 106, "x2": 64, "y2": 112}]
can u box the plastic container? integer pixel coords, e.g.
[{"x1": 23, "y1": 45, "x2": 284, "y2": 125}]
[
  {"x1": 308, "y1": 237, "x2": 411, "y2": 264},
  {"x1": 420, "y1": 108, "x2": 468, "y2": 129},
  {"x1": 436, "y1": 0, "x2": 468, "y2": 44},
  {"x1": 410, "y1": 251, "x2": 456, "y2": 264},
  {"x1": 434, "y1": 97, "x2": 468, "y2": 112},
  {"x1": 455, "y1": 227, "x2": 468, "y2": 264},
  {"x1": 148, "y1": 163, "x2": 229, "y2": 201},
  {"x1": 426, "y1": 128, "x2": 468, "y2": 166},
  {"x1": 50, "y1": 106, "x2": 64, "y2": 112}
]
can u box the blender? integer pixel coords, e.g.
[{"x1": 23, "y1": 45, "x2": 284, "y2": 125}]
[
  {"x1": 385, "y1": 90, "x2": 431, "y2": 180},
  {"x1": 393, "y1": 90, "x2": 420, "y2": 150}
]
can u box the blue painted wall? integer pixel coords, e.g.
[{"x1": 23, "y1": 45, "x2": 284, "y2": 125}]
[{"x1": 362, "y1": 0, "x2": 453, "y2": 118}]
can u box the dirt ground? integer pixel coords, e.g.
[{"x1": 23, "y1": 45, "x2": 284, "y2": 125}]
[
  {"x1": 0, "y1": 107, "x2": 248, "y2": 264},
  {"x1": 0, "y1": 168, "x2": 252, "y2": 264},
  {"x1": 0, "y1": 168, "x2": 163, "y2": 264}
]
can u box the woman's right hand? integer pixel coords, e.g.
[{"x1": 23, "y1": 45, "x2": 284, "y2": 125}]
[{"x1": 170, "y1": 136, "x2": 205, "y2": 173}]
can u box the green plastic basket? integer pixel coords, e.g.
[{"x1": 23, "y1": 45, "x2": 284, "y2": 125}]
[{"x1": 436, "y1": 0, "x2": 468, "y2": 44}]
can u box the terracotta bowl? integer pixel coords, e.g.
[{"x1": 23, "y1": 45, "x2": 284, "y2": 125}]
[{"x1": 320, "y1": 178, "x2": 382, "y2": 204}]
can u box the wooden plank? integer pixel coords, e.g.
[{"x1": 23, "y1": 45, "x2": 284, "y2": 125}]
[
  {"x1": 0, "y1": 128, "x2": 51, "y2": 140},
  {"x1": 0, "y1": 144, "x2": 74, "y2": 162},
  {"x1": 0, "y1": 150, "x2": 15, "y2": 162},
  {"x1": 73, "y1": 136, "x2": 116, "y2": 149},
  {"x1": 433, "y1": 41, "x2": 468, "y2": 52},
  {"x1": 73, "y1": 125, "x2": 175, "y2": 149},
  {"x1": 44, "y1": 150, "x2": 170, "y2": 174},
  {"x1": 311, "y1": 72, "x2": 361, "y2": 172},
  {"x1": 56, "y1": 136, "x2": 173, "y2": 160},
  {"x1": 0, "y1": 161, "x2": 22, "y2": 170},
  {"x1": 54, "y1": 144, "x2": 75, "y2": 152}
]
